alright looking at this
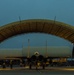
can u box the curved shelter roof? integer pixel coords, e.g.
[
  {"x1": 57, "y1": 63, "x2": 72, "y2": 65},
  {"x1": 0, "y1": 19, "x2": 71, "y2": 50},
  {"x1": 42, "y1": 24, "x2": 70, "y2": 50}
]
[{"x1": 0, "y1": 19, "x2": 74, "y2": 43}]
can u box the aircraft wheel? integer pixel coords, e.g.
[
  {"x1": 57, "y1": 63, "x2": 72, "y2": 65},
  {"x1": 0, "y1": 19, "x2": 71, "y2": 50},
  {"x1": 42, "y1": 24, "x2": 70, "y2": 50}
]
[
  {"x1": 42, "y1": 63, "x2": 45, "y2": 69},
  {"x1": 42, "y1": 65, "x2": 45, "y2": 69},
  {"x1": 36, "y1": 66, "x2": 38, "y2": 70},
  {"x1": 29, "y1": 64, "x2": 32, "y2": 69},
  {"x1": 10, "y1": 64, "x2": 13, "y2": 69}
]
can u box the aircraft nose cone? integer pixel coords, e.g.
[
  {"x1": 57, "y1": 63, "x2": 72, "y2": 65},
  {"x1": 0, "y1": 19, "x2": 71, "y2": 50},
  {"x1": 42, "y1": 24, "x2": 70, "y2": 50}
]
[{"x1": 34, "y1": 52, "x2": 39, "y2": 56}]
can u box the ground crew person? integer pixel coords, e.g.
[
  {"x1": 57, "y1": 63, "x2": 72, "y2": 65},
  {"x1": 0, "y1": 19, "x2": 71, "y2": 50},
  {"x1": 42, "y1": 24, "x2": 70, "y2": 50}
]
[{"x1": 2, "y1": 62, "x2": 6, "y2": 68}]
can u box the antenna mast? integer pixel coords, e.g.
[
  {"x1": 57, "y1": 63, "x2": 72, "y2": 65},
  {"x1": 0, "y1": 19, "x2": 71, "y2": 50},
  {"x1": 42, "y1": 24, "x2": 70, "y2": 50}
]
[
  {"x1": 27, "y1": 39, "x2": 30, "y2": 58},
  {"x1": 45, "y1": 40, "x2": 48, "y2": 57},
  {"x1": 19, "y1": 16, "x2": 21, "y2": 22},
  {"x1": 22, "y1": 40, "x2": 24, "y2": 57}
]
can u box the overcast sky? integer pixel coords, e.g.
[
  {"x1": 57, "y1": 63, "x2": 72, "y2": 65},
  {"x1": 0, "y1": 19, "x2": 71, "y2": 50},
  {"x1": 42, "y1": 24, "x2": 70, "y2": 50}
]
[{"x1": 0, "y1": 0, "x2": 74, "y2": 48}]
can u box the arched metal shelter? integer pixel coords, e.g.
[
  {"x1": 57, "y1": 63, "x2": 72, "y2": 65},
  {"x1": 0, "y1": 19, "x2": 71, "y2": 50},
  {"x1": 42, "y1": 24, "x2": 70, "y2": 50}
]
[{"x1": 0, "y1": 19, "x2": 74, "y2": 43}]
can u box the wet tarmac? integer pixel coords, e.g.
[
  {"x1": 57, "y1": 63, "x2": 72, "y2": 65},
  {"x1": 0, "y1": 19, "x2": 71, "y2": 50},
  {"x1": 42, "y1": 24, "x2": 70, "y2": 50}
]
[
  {"x1": 0, "y1": 69, "x2": 74, "y2": 75},
  {"x1": 0, "y1": 67, "x2": 74, "y2": 75}
]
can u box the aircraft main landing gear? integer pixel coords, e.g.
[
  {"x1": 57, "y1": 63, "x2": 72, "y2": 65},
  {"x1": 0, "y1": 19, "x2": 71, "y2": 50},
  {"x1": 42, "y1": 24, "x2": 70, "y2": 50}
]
[{"x1": 29, "y1": 64, "x2": 32, "y2": 69}]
